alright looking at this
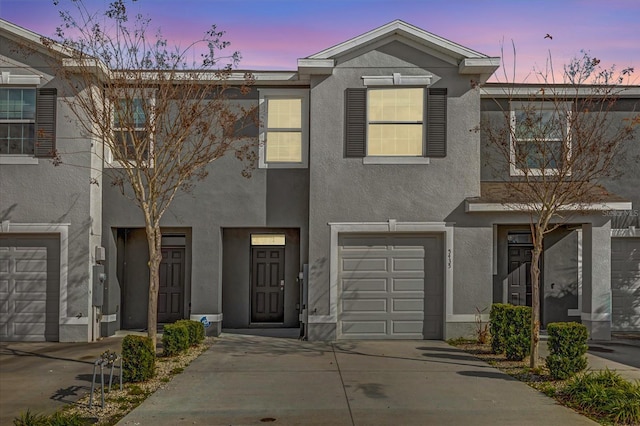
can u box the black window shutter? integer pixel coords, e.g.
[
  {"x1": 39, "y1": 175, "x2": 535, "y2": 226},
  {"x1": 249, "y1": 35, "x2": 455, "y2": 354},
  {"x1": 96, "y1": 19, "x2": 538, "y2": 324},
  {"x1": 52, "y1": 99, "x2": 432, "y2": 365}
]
[
  {"x1": 426, "y1": 87, "x2": 447, "y2": 158},
  {"x1": 35, "y1": 88, "x2": 57, "y2": 158},
  {"x1": 345, "y1": 88, "x2": 367, "y2": 158}
]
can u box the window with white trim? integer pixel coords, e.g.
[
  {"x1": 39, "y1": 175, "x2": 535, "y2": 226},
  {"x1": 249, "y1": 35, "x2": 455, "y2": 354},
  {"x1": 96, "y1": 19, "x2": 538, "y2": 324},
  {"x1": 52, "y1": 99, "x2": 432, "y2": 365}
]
[
  {"x1": 0, "y1": 88, "x2": 36, "y2": 155},
  {"x1": 112, "y1": 97, "x2": 152, "y2": 163},
  {"x1": 368, "y1": 88, "x2": 424, "y2": 156},
  {"x1": 259, "y1": 89, "x2": 309, "y2": 168},
  {"x1": 510, "y1": 101, "x2": 571, "y2": 176}
]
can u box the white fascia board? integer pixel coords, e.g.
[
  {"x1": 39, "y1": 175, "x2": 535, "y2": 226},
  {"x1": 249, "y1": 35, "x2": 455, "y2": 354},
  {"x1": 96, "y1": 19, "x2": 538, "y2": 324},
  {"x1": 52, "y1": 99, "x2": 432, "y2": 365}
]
[
  {"x1": 307, "y1": 20, "x2": 488, "y2": 62},
  {"x1": 297, "y1": 58, "x2": 335, "y2": 75},
  {"x1": 1, "y1": 19, "x2": 74, "y2": 58},
  {"x1": 458, "y1": 57, "x2": 501, "y2": 75},
  {"x1": 0, "y1": 72, "x2": 42, "y2": 85},
  {"x1": 465, "y1": 201, "x2": 633, "y2": 213},
  {"x1": 481, "y1": 86, "x2": 640, "y2": 98}
]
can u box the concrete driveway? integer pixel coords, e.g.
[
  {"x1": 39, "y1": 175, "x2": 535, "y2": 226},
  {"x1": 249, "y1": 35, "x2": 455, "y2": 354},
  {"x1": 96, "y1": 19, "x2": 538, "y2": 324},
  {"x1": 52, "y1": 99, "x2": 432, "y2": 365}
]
[
  {"x1": 118, "y1": 333, "x2": 597, "y2": 426},
  {"x1": 0, "y1": 336, "x2": 123, "y2": 425}
]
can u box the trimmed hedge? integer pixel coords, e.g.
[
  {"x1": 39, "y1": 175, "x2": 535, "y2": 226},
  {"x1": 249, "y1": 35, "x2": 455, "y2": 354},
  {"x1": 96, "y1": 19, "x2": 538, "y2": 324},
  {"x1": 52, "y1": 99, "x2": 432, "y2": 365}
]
[
  {"x1": 175, "y1": 319, "x2": 205, "y2": 346},
  {"x1": 504, "y1": 305, "x2": 531, "y2": 361},
  {"x1": 122, "y1": 335, "x2": 156, "y2": 382},
  {"x1": 546, "y1": 322, "x2": 588, "y2": 380},
  {"x1": 162, "y1": 323, "x2": 190, "y2": 356},
  {"x1": 490, "y1": 303, "x2": 531, "y2": 361},
  {"x1": 490, "y1": 303, "x2": 509, "y2": 354}
]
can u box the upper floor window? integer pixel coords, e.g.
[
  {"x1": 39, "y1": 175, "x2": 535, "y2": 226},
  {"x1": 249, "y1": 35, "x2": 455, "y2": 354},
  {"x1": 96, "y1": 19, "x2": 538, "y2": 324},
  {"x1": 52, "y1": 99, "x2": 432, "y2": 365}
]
[
  {"x1": 259, "y1": 89, "x2": 309, "y2": 168},
  {"x1": 0, "y1": 88, "x2": 36, "y2": 155},
  {"x1": 345, "y1": 86, "x2": 447, "y2": 163},
  {"x1": 112, "y1": 97, "x2": 152, "y2": 163},
  {"x1": 0, "y1": 87, "x2": 56, "y2": 164},
  {"x1": 368, "y1": 88, "x2": 424, "y2": 156},
  {"x1": 509, "y1": 101, "x2": 571, "y2": 176}
]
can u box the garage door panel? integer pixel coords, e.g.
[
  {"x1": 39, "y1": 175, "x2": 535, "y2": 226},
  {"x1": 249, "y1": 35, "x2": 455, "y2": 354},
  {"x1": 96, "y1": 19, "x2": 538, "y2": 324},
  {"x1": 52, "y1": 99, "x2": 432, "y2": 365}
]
[
  {"x1": 15, "y1": 258, "x2": 47, "y2": 273},
  {"x1": 13, "y1": 321, "x2": 47, "y2": 338},
  {"x1": 392, "y1": 278, "x2": 423, "y2": 292},
  {"x1": 14, "y1": 299, "x2": 48, "y2": 314},
  {"x1": 341, "y1": 320, "x2": 387, "y2": 335},
  {"x1": 392, "y1": 320, "x2": 423, "y2": 334},
  {"x1": 342, "y1": 298, "x2": 387, "y2": 313},
  {"x1": 15, "y1": 279, "x2": 47, "y2": 294},
  {"x1": 393, "y1": 258, "x2": 424, "y2": 272},
  {"x1": 392, "y1": 298, "x2": 424, "y2": 312},
  {"x1": 342, "y1": 257, "x2": 387, "y2": 272},
  {"x1": 343, "y1": 278, "x2": 387, "y2": 292}
]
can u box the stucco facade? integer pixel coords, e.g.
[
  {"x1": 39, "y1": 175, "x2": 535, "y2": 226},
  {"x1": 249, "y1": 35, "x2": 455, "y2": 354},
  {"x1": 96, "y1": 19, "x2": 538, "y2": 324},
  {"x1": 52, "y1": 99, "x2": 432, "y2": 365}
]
[{"x1": 1, "y1": 19, "x2": 638, "y2": 342}]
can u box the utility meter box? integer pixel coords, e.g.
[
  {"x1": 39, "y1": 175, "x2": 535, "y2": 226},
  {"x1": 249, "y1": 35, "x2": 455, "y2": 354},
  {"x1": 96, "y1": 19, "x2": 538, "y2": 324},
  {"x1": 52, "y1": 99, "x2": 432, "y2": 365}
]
[{"x1": 92, "y1": 264, "x2": 107, "y2": 307}]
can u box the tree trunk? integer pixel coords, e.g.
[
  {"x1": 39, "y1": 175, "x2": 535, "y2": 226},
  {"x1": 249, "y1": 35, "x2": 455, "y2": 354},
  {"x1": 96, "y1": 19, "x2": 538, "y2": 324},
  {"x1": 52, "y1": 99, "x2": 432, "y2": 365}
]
[
  {"x1": 529, "y1": 234, "x2": 543, "y2": 369},
  {"x1": 146, "y1": 225, "x2": 163, "y2": 348}
]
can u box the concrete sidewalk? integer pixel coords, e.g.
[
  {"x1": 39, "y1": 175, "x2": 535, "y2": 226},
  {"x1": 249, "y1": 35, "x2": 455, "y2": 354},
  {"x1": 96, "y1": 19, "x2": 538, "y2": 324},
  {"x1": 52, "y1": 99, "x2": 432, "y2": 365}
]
[{"x1": 117, "y1": 334, "x2": 600, "y2": 426}]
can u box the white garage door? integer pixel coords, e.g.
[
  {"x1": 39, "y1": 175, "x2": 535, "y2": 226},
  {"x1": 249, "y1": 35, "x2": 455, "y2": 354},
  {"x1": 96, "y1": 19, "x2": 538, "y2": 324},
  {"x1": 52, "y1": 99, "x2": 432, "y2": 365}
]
[
  {"x1": 338, "y1": 235, "x2": 443, "y2": 339},
  {"x1": 611, "y1": 237, "x2": 640, "y2": 332},
  {"x1": 0, "y1": 235, "x2": 60, "y2": 341}
]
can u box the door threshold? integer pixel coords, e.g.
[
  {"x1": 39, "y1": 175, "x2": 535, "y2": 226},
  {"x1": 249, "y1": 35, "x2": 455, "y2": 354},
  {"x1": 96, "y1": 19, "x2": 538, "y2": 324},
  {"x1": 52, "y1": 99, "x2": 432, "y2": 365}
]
[{"x1": 222, "y1": 328, "x2": 301, "y2": 339}]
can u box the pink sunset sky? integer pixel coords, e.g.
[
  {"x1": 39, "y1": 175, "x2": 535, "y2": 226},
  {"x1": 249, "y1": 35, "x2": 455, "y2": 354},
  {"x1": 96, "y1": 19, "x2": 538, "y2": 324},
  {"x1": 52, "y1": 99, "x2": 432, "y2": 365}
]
[{"x1": 0, "y1": 0, "x2": 639, "y2": 83}]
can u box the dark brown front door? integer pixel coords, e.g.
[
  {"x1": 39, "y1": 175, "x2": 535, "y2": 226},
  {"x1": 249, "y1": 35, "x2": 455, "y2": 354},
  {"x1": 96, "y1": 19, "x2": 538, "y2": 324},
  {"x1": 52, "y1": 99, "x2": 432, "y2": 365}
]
[
  {"x1": 251, "y1": 247, "x2": 285, "y2": 323},
  {"x1": 508, "y1": 246, "x2": 532, "y2": 306},
  {"x1": 158, "y1": 247, "x2": 185, "y2": 323}
]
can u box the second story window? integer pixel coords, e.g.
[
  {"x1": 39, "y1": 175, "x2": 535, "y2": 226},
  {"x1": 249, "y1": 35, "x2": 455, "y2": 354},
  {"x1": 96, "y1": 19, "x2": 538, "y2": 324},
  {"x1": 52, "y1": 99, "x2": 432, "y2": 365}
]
[
  {"x1": 345, "y1": 85, "x2": 447, "y2": 163},
  {"x1": 265, "y1": 98, "x2": 302, "y2": 162},
  {"x1": 113, "y1": 98, "x2": 151, "y2": 162},
  {"x1": 368, "y1": 88, "x2": 424, "y2": 156},
  {"x1": 0, "y1": 88, "x2": 36, "y2": 155},
  {"x1": 259, "y1": 89, "x2": 309, "y2": 169},
  {"x1": 510, "y1": 101, "x2": 571, "y2": 176}
]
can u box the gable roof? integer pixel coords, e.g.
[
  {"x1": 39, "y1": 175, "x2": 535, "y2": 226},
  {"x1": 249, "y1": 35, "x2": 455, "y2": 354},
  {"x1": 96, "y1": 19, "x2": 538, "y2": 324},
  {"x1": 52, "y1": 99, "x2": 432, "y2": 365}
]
[{"x1": 298, "y1": 20, "x2": 500, "y2": 79}]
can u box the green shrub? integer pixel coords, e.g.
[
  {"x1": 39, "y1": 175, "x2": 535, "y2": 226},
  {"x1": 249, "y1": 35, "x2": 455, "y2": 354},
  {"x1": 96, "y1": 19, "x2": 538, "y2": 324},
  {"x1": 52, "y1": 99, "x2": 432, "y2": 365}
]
[
  {"x1": 563, "y1": 369, "x2": 640, "y2": 425},
  {"x1": 47, "y1": 411, "x2": 88, "y2": 426},
  {"x1": 13, "y1": 410, "x2": 89, "y2": 426},
  {"x1": 122, "y1": 335, "x2": 156, "y2": 383},
  {"x1": 13, "y1": 410, "x2": 49, "y2": 426},
  {"x1": 504, "y1": 305, "x2": 531, "y2": 361},
  {"x1": 490, "y1": 303, "x2": 509, "y2": 354},
  {"x1": 162, "y1": 323, "x2": 190, "y2": 356},
  {"x1": 546, "y1": 322, "x2": 588, "y2": 380},
  {"x1": 175, "y1": 320, "x2": 205, "y2": 346}
]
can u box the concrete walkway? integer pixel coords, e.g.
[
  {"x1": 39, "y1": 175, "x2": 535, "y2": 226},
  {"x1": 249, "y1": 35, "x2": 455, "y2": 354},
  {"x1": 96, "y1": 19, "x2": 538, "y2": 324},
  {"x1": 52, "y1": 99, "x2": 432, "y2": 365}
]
[{"x1": 117, "y1": 334, "x2": 598, "y2": 426}]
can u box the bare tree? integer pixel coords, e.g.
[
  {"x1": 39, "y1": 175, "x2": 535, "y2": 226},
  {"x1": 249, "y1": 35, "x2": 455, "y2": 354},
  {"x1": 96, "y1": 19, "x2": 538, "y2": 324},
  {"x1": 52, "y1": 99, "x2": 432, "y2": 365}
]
[
  {"x1": 481, "y1": 50, "x2": 639, "y2": 368},
  {"x1": 44, "y1": 0, "x2": 256, "y2": 346}
]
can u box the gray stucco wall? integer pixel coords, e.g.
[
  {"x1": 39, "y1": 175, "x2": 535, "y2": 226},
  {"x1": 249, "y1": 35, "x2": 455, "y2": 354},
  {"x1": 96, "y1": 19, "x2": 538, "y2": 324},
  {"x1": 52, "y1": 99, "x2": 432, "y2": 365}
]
[
  {"x1": 1, "y1": 39, "x2": 100, "y2": 341},
  {"x1": 100, "y1": 93, "x2": 310, "y2": 334},
  {"x1": 306, "y1": 42, "x2": 489, "y2": 338}
]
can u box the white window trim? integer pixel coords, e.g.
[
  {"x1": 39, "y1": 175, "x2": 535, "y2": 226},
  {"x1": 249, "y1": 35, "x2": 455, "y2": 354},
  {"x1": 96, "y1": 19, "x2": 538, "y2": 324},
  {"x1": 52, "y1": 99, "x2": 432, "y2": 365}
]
[
  {"x1": 258, "y1": 88, "x2": 309, "y2": 169},
  {"x1": 365, "y1": 86, "x2": 426, "y2": 160},
  {"x1": 108, "y1": 94, "x2": 155, "y2": 168},
  {"x1": 509, "y1": 101, "x2": 572, "y2": 177},
  {"x1": 0, "y1": 86, "x2": 37, "y2": 158},
  {"x1": 0, "y1": 155, "x2": 39, "y2": 165},
  {"x1": 362, "y1": 73, "x2": 432, "y2": 87}
]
